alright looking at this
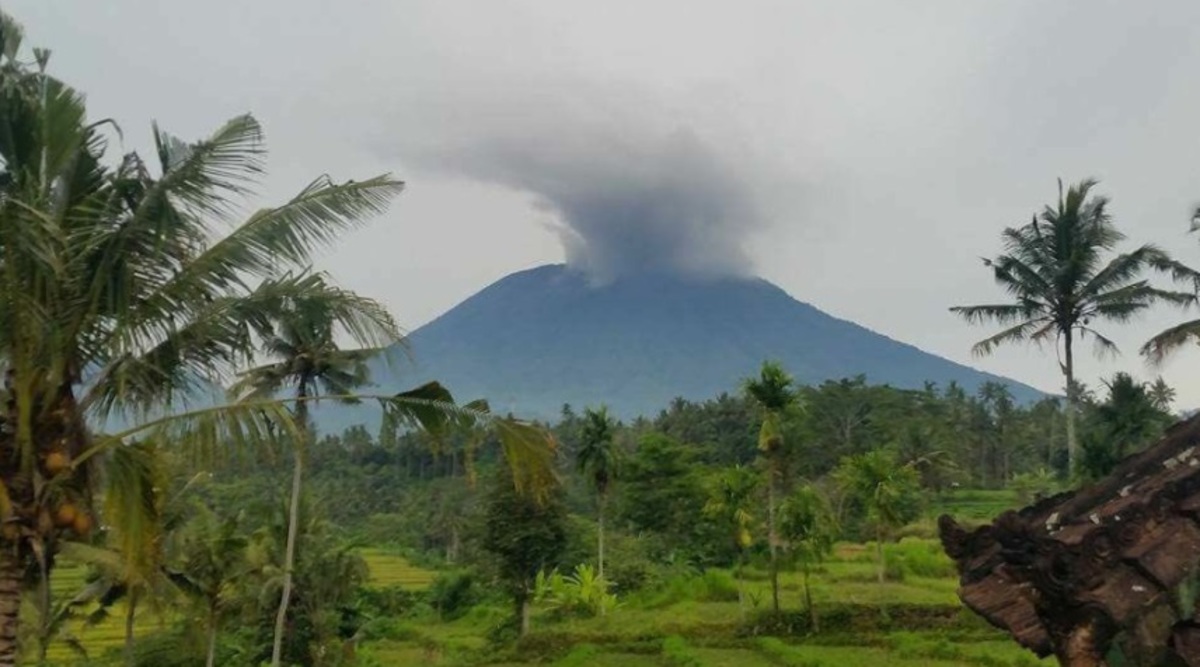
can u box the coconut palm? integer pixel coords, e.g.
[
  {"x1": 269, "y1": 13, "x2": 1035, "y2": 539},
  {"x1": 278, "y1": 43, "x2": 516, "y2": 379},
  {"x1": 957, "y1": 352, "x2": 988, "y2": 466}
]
[
  {"x1": 230, "y1": 283, "x2": 396, "y2": 667},
  {"x1": 742, "y1": 361, "x2": 796, "y2": 615},
  {"x1": 951, "y1": 179, "x2": 1195, "y2": 476},
  {"x1": 0, "y1": 15, "x2": 378, "y2": 662},
  {"x1": 576, "y1": 406, "x2": 620, "y2": 582},
  {"x1": 0, "y1": 14, "x2": 558, "y2": 661},
  {"x1": 172, "y1": 505, "x2": 251, "y2": 667},
  {"x1": 834, "y1": 449, "x2": 921, "y2": 583},
  {"x1": 702, "y1": 465, "x2": 758, "y2": 618},
  {"x1": 1142, "y1": 216, "x2": 1200, "y2": 365},
  {"x1": 1148, "y1": 377, "x2": 1176, "y2": 413}
]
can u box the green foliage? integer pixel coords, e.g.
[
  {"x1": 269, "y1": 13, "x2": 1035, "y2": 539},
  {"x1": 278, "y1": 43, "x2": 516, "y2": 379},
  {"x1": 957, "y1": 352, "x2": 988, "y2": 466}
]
[
  {"x1": 1080, "y1": 372, "x2": 1172, "y2": 480},
  {"x1": 661, "y1": 635, "x2": 703, "y2": 667},
  {"x1": 482, "y1": 467, "x2": 568, "y2": 607},
  {"x1": 1009, "y1": 468, "x2": 1061, "y2": 505},
  {"x1": 780, "y1": 486, "x2": 837, "y2": 566},
  {"x1": 555, "y1": 642, "x2": 602, "y2": 667},
  {"x1": 883, "y1": 539, "x2": 956, "y2": 579},
  {"x1": 427, "y1": 570, "x2": 482, "y2": 621},
  {"x1": 756, "y1": 637, "x2": 825, "y2": 667},
  {"x1": 535, "y1": 564, "x2": 617, "y2": 617},
  {"x1": 835, "y1": 450, "x2": 923, "y2": 533}
]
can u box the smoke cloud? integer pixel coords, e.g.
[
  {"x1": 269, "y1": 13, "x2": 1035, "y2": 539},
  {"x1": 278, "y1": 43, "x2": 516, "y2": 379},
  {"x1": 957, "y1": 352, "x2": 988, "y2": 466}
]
[{"x1": 384, "y1": 84, "x2": 773, "y2": 283}]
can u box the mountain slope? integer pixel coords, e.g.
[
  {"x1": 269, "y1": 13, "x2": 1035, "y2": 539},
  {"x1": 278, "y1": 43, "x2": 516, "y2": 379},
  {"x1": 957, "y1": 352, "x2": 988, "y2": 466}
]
[{"x1": 352, "y1": 264, "x2": 1044, "y2": 423}]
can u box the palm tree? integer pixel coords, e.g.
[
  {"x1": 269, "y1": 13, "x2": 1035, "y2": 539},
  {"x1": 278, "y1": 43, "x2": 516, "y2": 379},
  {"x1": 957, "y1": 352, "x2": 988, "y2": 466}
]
[
  {"x1": 1143, "y1": 215, "x2": 1200, "y2": 366},
  {"x1": 1148, "y1": 377, "x2": 1176, "y2": 413},
  {"x1": 951, "y1": 179, "x2": 1194, "y2": 476},
  {"x1": 778, "y1": 484, "x2": 836, "y2": 632},
  {"x1": 743, "y1": 361, "x2": 796, "y2": 615},
  {"x1": 576, "y1": 406, "x2": 620, "y2": 582},
  {"x1": 231, "y1": 283, "x2": 397, "y2": 667},
  {"x1": 834, "y1": 449, "x2": 921, "y2": 583},
  {"x1": 702, "y1": 465, "x2": 758, "y2": 618},
  {"x1": 173, "y1": 505, "x2": 251, "y2": 667},
  {"x1": 0, "y1": 15, "x2": 557, "y2": 661},
  {"x1": 0, "y1": 16, "x2": 399, "y2": 662}
]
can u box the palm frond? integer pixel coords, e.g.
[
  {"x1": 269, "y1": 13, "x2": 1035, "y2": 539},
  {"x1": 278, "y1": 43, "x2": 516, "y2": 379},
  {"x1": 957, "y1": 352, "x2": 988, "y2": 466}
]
[
  {"x1": 1142, "y1": 318, "x2": 1200, "y2": 365},
  {"x1": 967, "y1": 318, "x2": 1046, "y2": 357},
  {"x1": 949, "y1": 303, "x2": 1035, "y2": 327}
]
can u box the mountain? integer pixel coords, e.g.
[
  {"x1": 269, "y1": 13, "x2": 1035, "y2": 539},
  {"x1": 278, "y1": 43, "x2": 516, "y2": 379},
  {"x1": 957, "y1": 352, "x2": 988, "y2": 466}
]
[{"x1": 337, "y1": 264, "x2": 1046, "y2": 425}]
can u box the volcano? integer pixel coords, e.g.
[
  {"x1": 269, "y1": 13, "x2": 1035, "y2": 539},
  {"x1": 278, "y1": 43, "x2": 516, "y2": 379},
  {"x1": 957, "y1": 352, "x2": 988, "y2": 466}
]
[{"x1": 345, "y1": 264, "x2": 1044, "y2": 424}]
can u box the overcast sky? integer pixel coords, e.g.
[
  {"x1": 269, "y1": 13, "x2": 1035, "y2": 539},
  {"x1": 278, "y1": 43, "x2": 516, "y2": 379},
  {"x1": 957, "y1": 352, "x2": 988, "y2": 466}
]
[{"x1": 13, "y1": 1, "x2": 1200, "y2": 407}]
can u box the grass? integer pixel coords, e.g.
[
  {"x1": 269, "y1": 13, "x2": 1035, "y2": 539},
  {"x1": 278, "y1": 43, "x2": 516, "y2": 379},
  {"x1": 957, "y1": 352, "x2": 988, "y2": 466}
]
[
  {"x1": 28, "y1": 490, "x2": 1040, "y2": 665},
  {"x1": 31, "y1": 548, "x2": 438, "y2": 665},
  {"x1": 360, "y1": 547, "x2": 437, "y2": 590},
  {"x1": 350, "y1": 532, "x2": 1052, "y2": 667}
]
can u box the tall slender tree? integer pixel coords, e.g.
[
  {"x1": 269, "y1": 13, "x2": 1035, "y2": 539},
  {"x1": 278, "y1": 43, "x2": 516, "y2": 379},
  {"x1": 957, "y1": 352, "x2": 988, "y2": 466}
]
[
  {"x1": 951, "y1": 179, "x2": 1194, "y2": 476},
  {"x1": 576, "y1": 406, "x2": 620, "y2": 582},
  {"x1": 231, "y1": 281, "x2": 397, "y2": 667},
  {"x1": 0, "y1": 14, "x2": 412, "y2": 660},
  {"x1": 743, "y1": 361, "x2": 796, "y2": 615},
  {"x1": 0, "y1": 13, "x2": 559, "y2": 661}
]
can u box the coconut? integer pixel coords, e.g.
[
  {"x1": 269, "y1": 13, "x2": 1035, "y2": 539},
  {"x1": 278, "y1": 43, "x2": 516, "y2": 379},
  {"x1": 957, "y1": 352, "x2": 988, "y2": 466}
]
[
  {"x1": 44, "y1": 451, "x2": 70, "y2": 476},
  {"x1": 54, "y1": 503, "x2": 77, "y2": 528},
  {"x1": 71, "y1": 512, "x2": 92, "y2": 536}
]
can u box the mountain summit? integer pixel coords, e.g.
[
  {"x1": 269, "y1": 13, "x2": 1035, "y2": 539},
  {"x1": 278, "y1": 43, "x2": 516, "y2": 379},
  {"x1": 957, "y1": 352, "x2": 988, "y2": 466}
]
[{"x1": 368, "y1": 264, "x2": 1043, "y2": 420}]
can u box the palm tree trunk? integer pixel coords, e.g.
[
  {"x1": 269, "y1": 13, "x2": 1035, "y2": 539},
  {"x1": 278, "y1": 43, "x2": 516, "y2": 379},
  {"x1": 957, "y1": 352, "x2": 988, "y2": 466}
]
[
  {"x1": 803, "y1": 560, "x2": 817, "y2": 633},
  {"x1": 205, "y1": 604, "x2": 219, "y2": 667},
  {"x1": 272, "y1": 387, "x2": 309, "y2": 667},
  {"x1": 36, "y1": 543, "x2": 50, "y2": 666},
  {"x1": 124, "y1": 588, "x2": 139, "y2": 667},
  {"x1": 0, "y1": 548, "x2": 22, "y2": 667},
  {"x1": 876, "y1": 526, "x2": 886, "y2": 584},
  {"x1": 518, "y1": 590, "x2": 531, "y2": 637},
  {"x1": 768, "y1": 459, "x2": 780, "y2": 615},
  {"x1": 735, "y1": 551, "x2": 746, "y2": 620},
  {"x1": 1063, "y1": 331, "x2": 1078, "y2": 478},
  {"x1": 597, "y1": 496, "x2": 606, "y2": 581}
]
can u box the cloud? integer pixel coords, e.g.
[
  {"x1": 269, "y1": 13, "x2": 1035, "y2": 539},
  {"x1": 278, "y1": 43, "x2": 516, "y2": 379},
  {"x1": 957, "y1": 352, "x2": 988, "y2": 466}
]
[{"x1": 374, "y1": 81, "x2": 776, "y2": 282}]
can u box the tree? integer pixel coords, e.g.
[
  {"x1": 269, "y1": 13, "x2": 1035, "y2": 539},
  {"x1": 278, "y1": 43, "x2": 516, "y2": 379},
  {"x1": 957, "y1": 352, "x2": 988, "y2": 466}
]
[
  {"x1": 0, "y1": 14, "x2": 560, "y2": 660},
  {"x1": 231, "y1": 281, "x2": 397, "y2": 667},
  {"x1": 743, "y1": 361, "x2": 796, "y2": 615},
  {"x1": 779, "y1": 485, "x2": 837, "y2": 631},
  {"x1": 1080, "y1": 373, "x2": 1172, "y2": 480},
  {"x1": 834, "y1": 450, "x2": 921, "y2": 583},
  {"x1": 0, "y1": 14, "x2": 411, "y2": 661},
  {"x1": 951, "y1": 179, "x2": 1194, "y2": 476},
  {"x1": 481, "y1": 468, "x2": 567, "y2": 637},
  {"x1": 576, "y1": 406, "x2": 621, "y2": 582},
  {"x1": 173, "y1": 505, "x2": 251, "y2": 667},
  {"x1": 702, "y1": 466, "x2": 758, "y2": 618},
  {"x1": 1148, "y1": 377, "x2": 1177, "y2": 414}
]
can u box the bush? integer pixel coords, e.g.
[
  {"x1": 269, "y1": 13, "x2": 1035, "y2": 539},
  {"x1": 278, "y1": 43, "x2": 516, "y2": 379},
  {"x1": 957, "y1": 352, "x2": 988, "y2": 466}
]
[
  {"x1": 661, "y1": 635, "x2": 703, "y2": 667},
  {"x1": 356, "y1": 617, "x2": 422, "y2": 642},
  {"x1": 757, "y1": 637, "x2": 824, "y2": 666},
  {"x1": 883, "y1": 538, "x2": 955, "y2": 579},
  {"x1": 354, "y1": 585, "x2": 423, "y2": 618},
  {"x1": 556, "y1": 643, "x2": 602, "y2": 667},
  {"x1": 535, "y1": 564, "x2": 618, "y2": 617},
  {"x1": 428, "y1": 570, "x2": 482, "y2": 621}
]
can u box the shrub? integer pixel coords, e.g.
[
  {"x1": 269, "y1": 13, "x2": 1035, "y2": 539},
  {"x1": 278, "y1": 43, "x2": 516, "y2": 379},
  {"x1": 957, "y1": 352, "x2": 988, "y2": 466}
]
[
  {"x1": 428, "y1": 570, "x2": 482, "y2": 621},
  {"x1": 883, "y1": 538, "x2": 955, "y2": 579},
  {"x1": 535, "y1": 564, "x2": 618, "y2": 617},
  {"x1": 661, "y1": 635, "x2": 702, "y2": 667},
  {"x1": 556, "y1": 643, "x2": 602, "y2": 667},
  {"x1": 757, "y1": 637, "x2": 824, "y2": 667}
]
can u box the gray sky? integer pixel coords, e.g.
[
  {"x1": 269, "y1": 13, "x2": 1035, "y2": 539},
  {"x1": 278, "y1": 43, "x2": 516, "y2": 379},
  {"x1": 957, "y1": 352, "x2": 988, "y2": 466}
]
[{"x1": 14, "y1": 1, "x2": 1200, "y2": 407}]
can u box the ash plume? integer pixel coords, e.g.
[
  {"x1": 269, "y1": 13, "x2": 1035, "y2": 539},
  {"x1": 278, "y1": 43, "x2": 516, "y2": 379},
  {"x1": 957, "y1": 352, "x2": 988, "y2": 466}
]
[{"x1": 386, "y1": 86, "x2": 770, "y2": 283}]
